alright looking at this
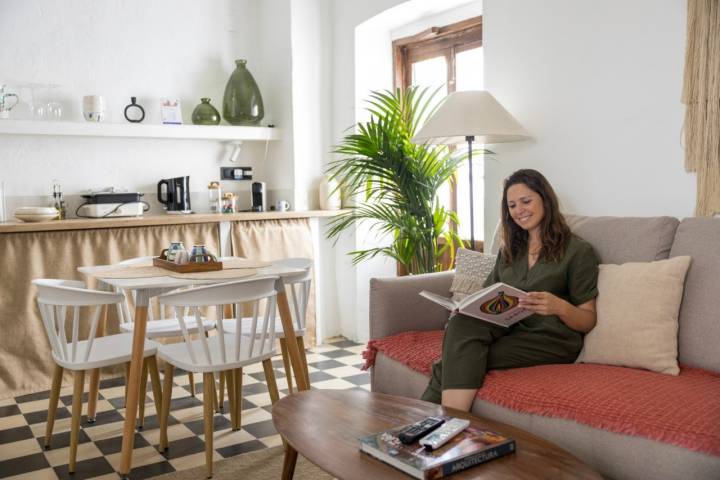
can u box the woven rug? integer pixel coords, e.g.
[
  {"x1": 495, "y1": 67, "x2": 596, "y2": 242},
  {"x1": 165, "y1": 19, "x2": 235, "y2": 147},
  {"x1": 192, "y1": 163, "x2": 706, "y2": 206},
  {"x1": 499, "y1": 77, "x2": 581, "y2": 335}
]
[{"x1": 152, "y1": 446, "x2": 333, "y2": 480}]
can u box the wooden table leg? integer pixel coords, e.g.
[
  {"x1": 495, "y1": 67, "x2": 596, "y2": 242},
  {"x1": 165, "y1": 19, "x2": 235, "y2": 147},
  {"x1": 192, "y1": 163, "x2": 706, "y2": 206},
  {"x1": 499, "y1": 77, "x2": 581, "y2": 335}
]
[
  {"x1": 276, "y1": 288, "x2": 309, "y2": 392},
  {"x1": 281, "y1": 444, "x2": 298, "y2": 480},
  {"x1": 119, "y1": 294, "x2": 149, "y2": 477},
  {"x1": 87, "y1": 304, "x2": 108, "y2": 422}
]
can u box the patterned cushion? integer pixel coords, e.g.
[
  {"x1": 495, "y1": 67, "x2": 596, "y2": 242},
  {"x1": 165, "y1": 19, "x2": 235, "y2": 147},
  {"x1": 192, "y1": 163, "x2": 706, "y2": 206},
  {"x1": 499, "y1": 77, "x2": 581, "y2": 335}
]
[{"x1": 450, "y1": 248, "x2": 497, "y2": 302}]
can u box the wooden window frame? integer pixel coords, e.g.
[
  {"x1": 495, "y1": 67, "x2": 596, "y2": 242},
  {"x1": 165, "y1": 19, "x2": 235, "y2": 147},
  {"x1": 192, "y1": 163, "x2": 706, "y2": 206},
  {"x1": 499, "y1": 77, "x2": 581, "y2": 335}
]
[{"x1": 392, "y1": 16, "x2": 484, "y2": 257}]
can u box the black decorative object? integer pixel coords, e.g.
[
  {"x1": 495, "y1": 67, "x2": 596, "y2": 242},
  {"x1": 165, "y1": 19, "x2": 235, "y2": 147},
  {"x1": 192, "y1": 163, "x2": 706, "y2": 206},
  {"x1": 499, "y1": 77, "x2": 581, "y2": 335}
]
[{"x1": 124, "y1": 97, "x2": 145, "y2": 123}]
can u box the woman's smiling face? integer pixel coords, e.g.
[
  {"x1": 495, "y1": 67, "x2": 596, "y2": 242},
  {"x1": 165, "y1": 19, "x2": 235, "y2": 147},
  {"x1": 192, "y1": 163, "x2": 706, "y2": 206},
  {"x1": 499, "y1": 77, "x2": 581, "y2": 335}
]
[{"x1": 506, "y1": 183, "x2": 545, "y2": 232}]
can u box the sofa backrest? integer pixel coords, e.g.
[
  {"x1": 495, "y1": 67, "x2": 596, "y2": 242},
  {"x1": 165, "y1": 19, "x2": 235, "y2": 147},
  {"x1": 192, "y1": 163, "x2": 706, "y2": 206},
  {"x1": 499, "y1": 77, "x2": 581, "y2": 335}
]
[
  {"x1": 669, "y1": 218, "x2": 720, "y2": 373},
  {"x1": 564, "y1": 215, "x2": 679, "y2": 264},
  {"x1": 490, "y1": 214, "x2": 680, "y2": 264}
]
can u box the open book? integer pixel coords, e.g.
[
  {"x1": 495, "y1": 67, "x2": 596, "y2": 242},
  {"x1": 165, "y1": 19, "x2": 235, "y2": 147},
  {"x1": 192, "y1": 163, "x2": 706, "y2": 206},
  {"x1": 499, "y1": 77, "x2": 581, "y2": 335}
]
[{"x1": 420, "y1": 282, "x2": 532, "y2": 327}]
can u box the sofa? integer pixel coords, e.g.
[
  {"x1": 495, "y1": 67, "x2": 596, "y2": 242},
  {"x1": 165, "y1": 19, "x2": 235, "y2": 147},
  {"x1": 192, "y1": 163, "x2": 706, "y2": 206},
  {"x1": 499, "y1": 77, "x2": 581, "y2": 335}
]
[{"x1": 365, "y1": 215, "x2": 720, "y2": 480}]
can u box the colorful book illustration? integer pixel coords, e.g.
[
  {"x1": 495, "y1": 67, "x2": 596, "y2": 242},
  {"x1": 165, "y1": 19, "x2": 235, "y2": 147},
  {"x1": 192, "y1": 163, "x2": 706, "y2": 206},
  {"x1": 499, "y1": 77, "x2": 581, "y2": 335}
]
[
  {"x1": 419, "y1": 282, "x2": 532, "y2": 327},
  {"x1": 359, "y1": 420, "x2": 516, "y2": 479}
]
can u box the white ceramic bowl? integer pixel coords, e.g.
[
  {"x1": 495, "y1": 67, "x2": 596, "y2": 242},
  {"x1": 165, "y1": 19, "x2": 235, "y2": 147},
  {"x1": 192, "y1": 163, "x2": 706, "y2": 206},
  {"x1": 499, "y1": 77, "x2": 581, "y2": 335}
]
[
  {"x1": 15, "y1": 212, "x2": 59, "y2": 222},
  {"x1": 15, "y1": 206, "x2": 59, "y2": 215}
]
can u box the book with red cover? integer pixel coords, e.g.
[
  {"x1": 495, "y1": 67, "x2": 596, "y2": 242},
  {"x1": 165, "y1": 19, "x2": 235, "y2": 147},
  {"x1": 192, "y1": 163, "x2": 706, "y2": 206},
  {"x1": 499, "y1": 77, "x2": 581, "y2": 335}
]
[{"x1": 359, "y1": 420, "x2": 516, "y2": 479}]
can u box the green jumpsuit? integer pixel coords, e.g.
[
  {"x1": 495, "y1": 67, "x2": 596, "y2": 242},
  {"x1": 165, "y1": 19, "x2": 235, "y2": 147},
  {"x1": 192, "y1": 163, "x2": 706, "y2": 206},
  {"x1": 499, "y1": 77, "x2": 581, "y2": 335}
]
[{"x1": 421, "y1": 234, "x2": 599, "y2": 404}]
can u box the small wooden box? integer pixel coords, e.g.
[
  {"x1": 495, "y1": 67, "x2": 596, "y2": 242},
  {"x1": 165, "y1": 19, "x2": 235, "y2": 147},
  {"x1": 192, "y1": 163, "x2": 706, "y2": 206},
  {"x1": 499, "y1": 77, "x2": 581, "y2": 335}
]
[{"x1": 153, "y1": 257, "x2": 224, "y2": 273}]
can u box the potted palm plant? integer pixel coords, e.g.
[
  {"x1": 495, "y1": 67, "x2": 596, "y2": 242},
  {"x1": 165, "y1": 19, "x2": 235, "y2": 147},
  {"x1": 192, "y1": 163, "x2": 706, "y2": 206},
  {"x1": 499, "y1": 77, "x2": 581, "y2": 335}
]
[{"x1": 326, "y1": 87, "x2": 464, "y2": 275}]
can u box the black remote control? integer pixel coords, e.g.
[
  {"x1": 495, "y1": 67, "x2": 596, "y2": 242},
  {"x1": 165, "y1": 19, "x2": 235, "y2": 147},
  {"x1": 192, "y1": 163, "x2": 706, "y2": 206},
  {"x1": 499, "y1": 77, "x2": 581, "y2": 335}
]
[{"x1": 398, "y1": 417, "x2": 445, "y2": 444}]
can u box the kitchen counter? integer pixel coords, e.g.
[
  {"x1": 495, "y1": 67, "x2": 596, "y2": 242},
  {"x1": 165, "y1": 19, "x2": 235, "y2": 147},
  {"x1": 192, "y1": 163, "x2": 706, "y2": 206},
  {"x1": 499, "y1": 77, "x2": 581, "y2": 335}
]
[{"x1": 0, "y1": 210, "x2": 344, "y2": 233}]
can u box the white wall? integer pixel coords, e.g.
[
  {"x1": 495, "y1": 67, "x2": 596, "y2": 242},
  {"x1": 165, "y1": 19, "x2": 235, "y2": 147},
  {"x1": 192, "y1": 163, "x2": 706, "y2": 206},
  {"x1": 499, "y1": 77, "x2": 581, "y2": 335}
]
[
  {"x1": 0, "y1": 0, "x2": 291, "y2": 211},
  {"x1": 332, "y1": 0, "x2": 480, "y2": 342},
  {"x1": 482, "y1": 0, "x2": 693, "y2": 243}
]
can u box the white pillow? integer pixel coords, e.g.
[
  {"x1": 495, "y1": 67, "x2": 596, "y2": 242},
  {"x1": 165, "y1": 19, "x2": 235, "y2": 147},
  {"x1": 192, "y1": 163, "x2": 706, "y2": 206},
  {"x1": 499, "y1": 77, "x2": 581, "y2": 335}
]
[
  {"x1": 576, "y1": 255, "x2": 692, "y2": 375},
  {"x1": 450, "y1": 248, "x2": 497, "y2": 302}
]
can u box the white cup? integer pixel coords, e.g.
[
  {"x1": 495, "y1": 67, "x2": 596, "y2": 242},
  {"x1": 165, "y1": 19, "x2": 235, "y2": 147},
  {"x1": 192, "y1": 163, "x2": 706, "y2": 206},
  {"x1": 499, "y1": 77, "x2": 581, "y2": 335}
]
[
  {"x1": 275, "y1": 200, "x2": 290, "y2": 212},
  {"x1": 82, "y1": 95, "x2": 105, "y2": 122}
]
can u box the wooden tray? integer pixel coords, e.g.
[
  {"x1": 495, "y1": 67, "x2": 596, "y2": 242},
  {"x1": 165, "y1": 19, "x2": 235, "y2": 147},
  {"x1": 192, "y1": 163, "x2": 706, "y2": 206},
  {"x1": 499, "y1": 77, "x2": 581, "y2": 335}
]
[{"x1": 153, "y1": 257, "x2": 224, "y2": 273}]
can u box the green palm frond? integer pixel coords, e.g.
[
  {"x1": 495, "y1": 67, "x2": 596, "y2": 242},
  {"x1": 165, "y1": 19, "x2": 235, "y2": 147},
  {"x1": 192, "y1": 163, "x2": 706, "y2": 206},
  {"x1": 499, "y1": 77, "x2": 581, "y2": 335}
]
[{"x1": 326, "y1": 86, "x2": 464, "y2": 274}]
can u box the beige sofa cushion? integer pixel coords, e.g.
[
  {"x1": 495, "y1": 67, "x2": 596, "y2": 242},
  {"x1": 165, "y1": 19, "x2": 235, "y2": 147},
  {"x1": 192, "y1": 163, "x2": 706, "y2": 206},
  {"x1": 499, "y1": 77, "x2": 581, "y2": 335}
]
[
  {"x1": 564, "y1": 215, "x2": 679, "y2": 264},
  {"x1": 670, "y1": 218, "x2": 720, "y2": 372},
  {"x1": 577, "y1": 256, "x2": 692, "y2": 375},
  {"x1": 490, "y1": 215, "x2": 679, "y2": 265}
]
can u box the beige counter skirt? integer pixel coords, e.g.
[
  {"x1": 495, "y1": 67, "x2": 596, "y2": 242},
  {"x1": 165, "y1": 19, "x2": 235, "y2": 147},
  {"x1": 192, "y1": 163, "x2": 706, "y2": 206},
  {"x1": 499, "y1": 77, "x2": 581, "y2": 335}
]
[
  {"x1": 230, "y1": 219, "x2": 317, "y2": 346},
  {"x1": 0, "y1": 223, "x2": 221, "y2": 399}
]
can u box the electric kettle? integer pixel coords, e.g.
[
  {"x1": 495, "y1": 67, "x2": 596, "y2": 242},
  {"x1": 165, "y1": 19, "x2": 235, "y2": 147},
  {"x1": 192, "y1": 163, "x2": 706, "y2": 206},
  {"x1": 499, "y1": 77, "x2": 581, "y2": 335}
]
[{"x1": 157, "y1": 176, "x2": 192, "y2": 213}]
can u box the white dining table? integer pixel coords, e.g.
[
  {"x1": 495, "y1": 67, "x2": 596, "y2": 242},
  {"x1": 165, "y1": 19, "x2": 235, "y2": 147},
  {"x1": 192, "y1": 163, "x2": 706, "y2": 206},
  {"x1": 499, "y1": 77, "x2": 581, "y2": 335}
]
[{"x1": 77, "y1": 263, "x2": 311, "y2": 478}]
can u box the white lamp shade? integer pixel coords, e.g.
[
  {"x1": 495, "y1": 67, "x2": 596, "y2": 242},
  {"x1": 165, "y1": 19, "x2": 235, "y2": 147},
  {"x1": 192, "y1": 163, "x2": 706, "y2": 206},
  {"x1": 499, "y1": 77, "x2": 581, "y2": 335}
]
[{"x1": 412, "y1": 91, "x2": 530, "y2": 145}]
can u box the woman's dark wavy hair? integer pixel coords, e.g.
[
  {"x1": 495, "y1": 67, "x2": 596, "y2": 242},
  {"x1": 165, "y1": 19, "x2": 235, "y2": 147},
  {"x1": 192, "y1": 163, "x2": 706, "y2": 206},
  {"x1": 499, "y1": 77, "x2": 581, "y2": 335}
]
[{"x1": 500, "y1": 169, "x2": 570, "y2": 264}]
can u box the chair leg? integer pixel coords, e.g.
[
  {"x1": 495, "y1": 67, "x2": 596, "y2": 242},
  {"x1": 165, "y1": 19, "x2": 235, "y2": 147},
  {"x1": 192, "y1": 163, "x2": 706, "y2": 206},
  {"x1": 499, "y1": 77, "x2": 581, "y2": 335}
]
[
  {"x1": 138, "y1": 359, "x2": 149, "y2": 429},
  {"x1": 233, "y1": 369, "x2": 243, "y2": 431},
  {"x1": 69, "y1": 370, "x2": 85, "y2": 473},
  {"x1": 188, "y1": 372, "x2": 196, "y2": 397},
  {"x1": 203, "y1": 372, "x2": 215, "y2": 479},
  {"x1": 279, "y1": 338, "x2": 294, "y2": 394},
  {"x1": 211, "y1": 373, "x2": 219, "y2": 413},
  {"x1": 296, "y1": 335, "x2": 311, "y2": 387},
  {"x1": 44, "y1": 364, "x2": 63, "y2": 449},
  {"x1": 282, "y1": 445, "x2": 298, "y2": 480},
  {"x1": 261, "y1": 361, "x2": 287, "y2": 449},
  {"x1": 147, "y1": 356, "x2": 163, "y2": 425},
  {"x1": 87, "y1": 304, "x2": 107, "y2": 424},
  {"x1": 262, "y1": 360, "x2": 280, "y2": 406},
  {"x1": 226, "y1": 371, "x2": 236, "y2": 430},
  {"x1": 159, "y1": 363, "x2": 174, "y2": 451},
  {"x1": 86, "y1": 368, "x2": 100, "y2": 423},
  {"x1": 218, "y1": 370, "x2": 225, "y2": 412}
]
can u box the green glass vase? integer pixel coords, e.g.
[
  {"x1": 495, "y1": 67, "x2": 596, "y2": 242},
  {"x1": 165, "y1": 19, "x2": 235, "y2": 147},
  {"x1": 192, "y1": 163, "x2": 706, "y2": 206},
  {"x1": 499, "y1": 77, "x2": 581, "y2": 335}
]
[
  {"x1": 191, "y1": 98, "x2": 221, "y2": 125},
  {"x1": 222, "y1": 59, "x2": 264, "y2": 125}
]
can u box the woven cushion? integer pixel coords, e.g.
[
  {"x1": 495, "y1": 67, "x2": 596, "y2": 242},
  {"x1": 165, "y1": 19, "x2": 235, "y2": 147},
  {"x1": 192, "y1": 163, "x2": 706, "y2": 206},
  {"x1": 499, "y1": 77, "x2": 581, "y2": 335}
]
[
  {"x1": 577, "y1": 256, "x2": 691, "y2": 375},
  {"x1": 449, "y1": 248, "x2": 497, "y2": 302},
  {"x1": 364, "y1": 331, "x2": 720, "y2": 456}
]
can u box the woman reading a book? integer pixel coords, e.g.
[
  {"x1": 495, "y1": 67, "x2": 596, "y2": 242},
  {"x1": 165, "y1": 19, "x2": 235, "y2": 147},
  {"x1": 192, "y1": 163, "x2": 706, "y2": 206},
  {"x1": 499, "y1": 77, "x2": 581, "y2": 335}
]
[{"x1": 421, "y1": 169, "x2": 600, "y2": 411}]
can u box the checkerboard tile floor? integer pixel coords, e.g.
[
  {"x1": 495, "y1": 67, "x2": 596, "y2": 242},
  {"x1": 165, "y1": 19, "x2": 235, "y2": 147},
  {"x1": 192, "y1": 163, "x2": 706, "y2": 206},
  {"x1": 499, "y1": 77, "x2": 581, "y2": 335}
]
[{"x1": 0, "y1": 338, "x2": 369, "y2": 480}]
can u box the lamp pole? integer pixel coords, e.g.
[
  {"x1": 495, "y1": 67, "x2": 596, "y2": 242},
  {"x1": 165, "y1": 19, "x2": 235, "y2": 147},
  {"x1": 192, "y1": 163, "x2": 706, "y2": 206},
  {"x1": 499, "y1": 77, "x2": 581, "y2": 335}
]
[{"x1": 466, "y1": 135, "x2": 476, "y2": 251}]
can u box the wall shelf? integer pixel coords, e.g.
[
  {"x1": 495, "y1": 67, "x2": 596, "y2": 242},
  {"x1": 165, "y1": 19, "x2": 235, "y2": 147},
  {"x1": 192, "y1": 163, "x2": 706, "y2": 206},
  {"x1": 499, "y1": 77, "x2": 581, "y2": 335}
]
[{"x1": 0, "y1": 120, "x2": 281, "y2": 141}]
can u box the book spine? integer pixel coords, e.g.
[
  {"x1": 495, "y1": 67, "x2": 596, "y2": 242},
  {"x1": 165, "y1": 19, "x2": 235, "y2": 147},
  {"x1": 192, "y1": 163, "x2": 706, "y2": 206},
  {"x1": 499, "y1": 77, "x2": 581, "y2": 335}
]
[{"x1": 425, "y1": 441, "x2": 516, "y2": 479}]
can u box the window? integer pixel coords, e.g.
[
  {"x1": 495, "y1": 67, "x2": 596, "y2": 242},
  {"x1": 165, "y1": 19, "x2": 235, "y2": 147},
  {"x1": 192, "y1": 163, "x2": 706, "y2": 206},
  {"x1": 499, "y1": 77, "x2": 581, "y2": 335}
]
[{"x1": 393, "y1": 16, "x2": 484, "y2": 250}]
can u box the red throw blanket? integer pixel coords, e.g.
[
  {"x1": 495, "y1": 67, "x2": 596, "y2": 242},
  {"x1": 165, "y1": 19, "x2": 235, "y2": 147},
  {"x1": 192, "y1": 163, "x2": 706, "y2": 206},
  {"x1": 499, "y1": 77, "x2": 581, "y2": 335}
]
[{"x1": 363, "y1": 330, "x2": 720, "y2": 456}]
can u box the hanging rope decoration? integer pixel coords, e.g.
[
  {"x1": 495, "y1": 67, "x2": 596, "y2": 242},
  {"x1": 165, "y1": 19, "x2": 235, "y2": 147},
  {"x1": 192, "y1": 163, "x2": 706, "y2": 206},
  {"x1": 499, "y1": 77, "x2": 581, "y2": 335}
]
[{"x1": 682, "y1": 0, "x2": 720, "y2": 216}]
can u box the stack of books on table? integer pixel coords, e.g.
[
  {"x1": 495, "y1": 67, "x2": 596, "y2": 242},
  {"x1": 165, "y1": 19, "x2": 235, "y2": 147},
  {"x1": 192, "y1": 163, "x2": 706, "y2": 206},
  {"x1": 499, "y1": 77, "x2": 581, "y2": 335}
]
[{"x1": 359, "y1": 417, "x2": 516, "y2": 479}]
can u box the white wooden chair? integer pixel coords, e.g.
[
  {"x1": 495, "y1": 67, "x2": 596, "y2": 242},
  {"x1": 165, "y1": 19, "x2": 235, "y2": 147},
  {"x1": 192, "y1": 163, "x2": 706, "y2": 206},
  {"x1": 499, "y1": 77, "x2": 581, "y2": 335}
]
[
  {"x1": 156, "y1": 276, "x2": 281, "y2": 479},
  {"x1": 114, "y1": 256, "x2": 218, "y2": 423},
  {"x1": 218, "y1": 257, "x2": 312, "y2": 397},
  {"x1": 33, "y1": 279, "x2": 162, "y2": 474}
]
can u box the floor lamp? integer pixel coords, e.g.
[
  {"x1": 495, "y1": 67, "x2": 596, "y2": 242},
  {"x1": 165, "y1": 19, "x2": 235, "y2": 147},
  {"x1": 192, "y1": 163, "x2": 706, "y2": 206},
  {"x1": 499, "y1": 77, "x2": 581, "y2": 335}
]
[{"x1": 412, "y1": 91, "x2": 530, "y2": 250}]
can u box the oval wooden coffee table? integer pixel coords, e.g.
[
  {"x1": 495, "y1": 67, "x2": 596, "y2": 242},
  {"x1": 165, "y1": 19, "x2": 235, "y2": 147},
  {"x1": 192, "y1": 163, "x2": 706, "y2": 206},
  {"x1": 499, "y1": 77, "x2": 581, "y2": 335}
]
[{"x1": 273, "y1": 389, "x2": 601, "y2": 479}]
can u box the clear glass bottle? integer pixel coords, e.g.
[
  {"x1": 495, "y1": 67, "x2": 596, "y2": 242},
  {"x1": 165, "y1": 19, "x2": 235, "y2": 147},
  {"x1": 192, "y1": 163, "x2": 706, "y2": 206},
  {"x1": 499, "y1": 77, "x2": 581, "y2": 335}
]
[
  {"x1": 208, "y1": 181, "x2": 221, "y2": 213},
  {"x1": 52, "y1": 181, "x2": 67, "y2": 220}
]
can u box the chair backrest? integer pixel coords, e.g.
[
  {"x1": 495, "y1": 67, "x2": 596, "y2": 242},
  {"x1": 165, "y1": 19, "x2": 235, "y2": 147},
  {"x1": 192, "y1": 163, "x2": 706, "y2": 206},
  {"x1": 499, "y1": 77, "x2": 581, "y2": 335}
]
[
  {"x1": 157, "y1": 276, "x2": 279, "y2": 367},
  {"x1": 33, "y1": 279, "x2": 125, "y2": 364},
  {"x1": 273, "y1": 257, "x2": 312, "y2": 331}
]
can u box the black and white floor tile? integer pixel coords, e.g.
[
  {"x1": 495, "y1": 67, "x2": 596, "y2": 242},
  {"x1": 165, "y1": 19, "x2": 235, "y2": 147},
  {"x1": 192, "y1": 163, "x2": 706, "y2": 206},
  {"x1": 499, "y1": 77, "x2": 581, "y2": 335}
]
[{"x1": 0, "y1": 338, "x2": 369, "y2": 479}]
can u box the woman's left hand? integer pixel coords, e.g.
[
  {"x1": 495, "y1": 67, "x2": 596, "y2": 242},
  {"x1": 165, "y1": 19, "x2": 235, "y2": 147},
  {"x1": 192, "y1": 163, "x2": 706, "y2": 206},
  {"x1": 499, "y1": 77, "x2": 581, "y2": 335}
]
[{"x1": 518, "y1": 291, "x2": 569, "y2": 316}]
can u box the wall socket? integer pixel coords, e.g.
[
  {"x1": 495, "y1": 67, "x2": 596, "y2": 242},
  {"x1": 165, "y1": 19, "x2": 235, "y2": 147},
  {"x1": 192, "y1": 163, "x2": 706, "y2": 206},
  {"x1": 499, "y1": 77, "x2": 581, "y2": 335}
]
[{"x1": 220, "y1": 166, "x2": 253, "y2": 181}]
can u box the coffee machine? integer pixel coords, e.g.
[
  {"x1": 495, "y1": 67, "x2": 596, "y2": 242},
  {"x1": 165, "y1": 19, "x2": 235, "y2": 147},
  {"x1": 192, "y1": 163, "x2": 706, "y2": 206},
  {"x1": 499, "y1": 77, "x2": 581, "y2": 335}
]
[
  {"x1": 251, "y1": 181, "x2": 266, "y2": 212},
  {"x1": 157, "y1": 176, "x2": 192, "y2": 213}
]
